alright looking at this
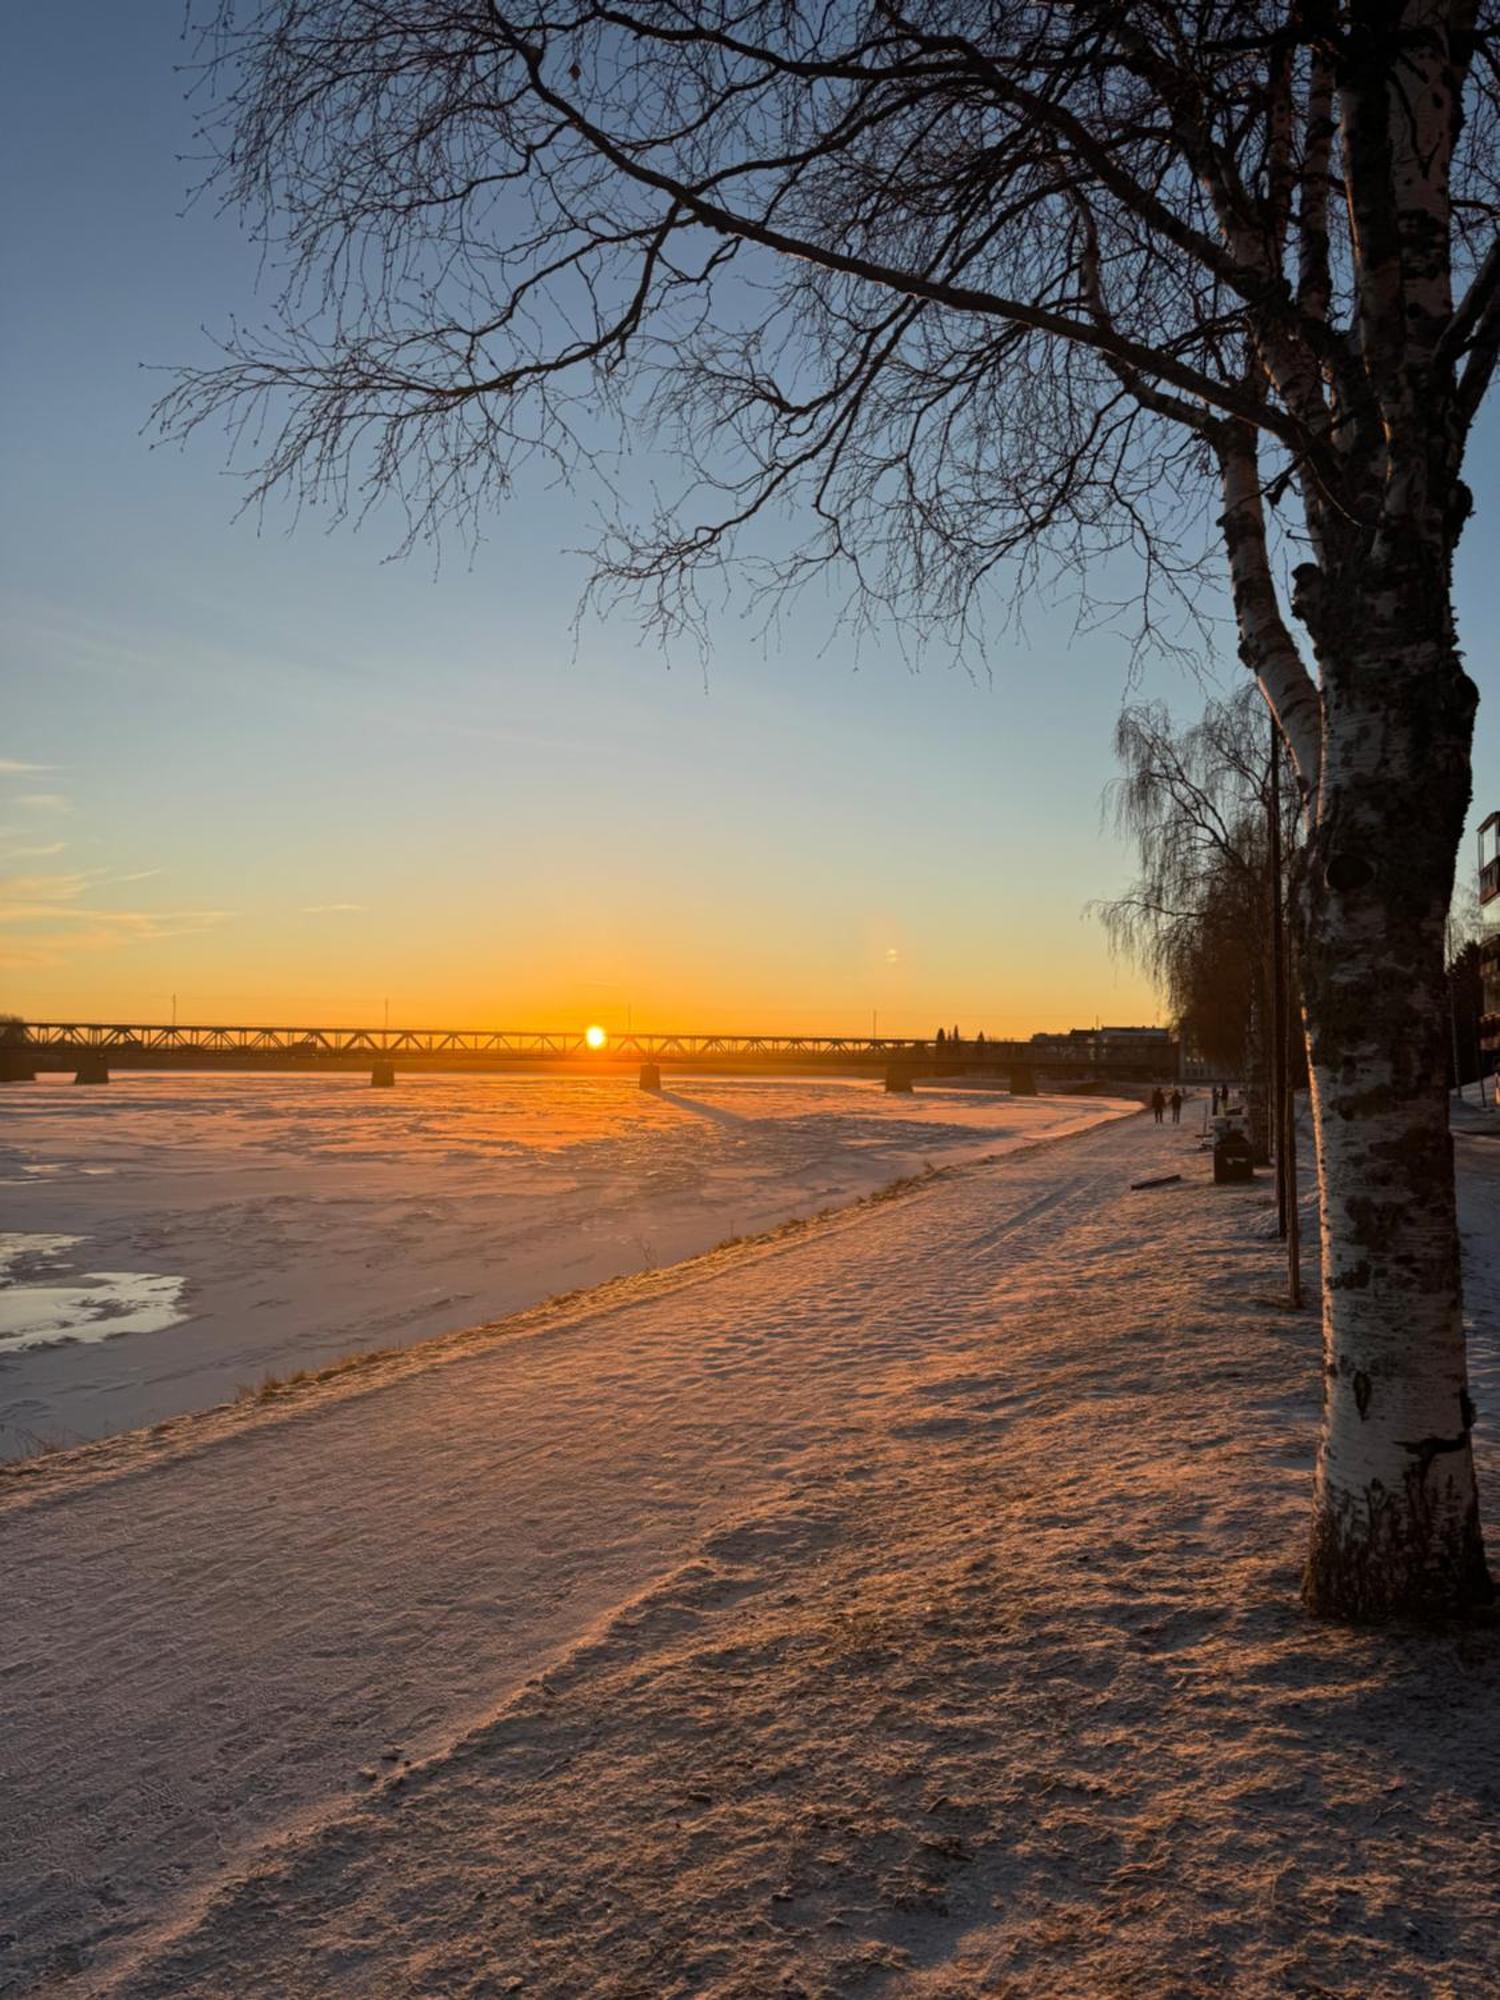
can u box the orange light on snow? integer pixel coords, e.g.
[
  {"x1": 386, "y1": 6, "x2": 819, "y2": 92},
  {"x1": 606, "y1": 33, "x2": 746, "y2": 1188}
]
[{"x1": 585, "y1": 1024, "x2": 608, "y2": 1050}]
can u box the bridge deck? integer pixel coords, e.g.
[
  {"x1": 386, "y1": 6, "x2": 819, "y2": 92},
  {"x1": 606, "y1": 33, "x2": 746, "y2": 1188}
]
[{"x1": 2, "y1": 1023, "x2": 1176, "y2": 1081}]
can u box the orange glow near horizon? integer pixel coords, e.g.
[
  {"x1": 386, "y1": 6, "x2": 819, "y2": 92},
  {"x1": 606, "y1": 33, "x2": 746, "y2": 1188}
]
[
  {"x1": 0, "y1": 956, "x2": 1165, "y2": 1041},
  {"x1": 0, "y1": 869, "x2": 1163, "y2": 1038}
]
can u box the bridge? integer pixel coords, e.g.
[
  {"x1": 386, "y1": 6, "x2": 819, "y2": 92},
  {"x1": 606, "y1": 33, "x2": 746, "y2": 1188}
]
[{"x1": 0, "y1": 1021, "x2": 1176, "y2": 1091}]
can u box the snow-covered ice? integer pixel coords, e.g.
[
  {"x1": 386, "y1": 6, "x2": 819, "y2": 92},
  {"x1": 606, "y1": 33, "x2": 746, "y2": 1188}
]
[{"x1": 0, "y1": 1070, "x2": 1136, "y2": 1454}]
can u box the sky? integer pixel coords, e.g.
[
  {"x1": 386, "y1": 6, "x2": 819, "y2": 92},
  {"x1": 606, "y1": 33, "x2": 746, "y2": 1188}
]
[{"x1": 2, "y1": 7, "x2": 1497, "y2": 1038}]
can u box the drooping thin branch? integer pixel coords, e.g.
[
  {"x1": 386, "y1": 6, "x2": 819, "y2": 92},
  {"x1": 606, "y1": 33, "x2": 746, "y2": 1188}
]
[{"x1": 1096, "y1": 686, "x2": 1288, "y2": 1076}]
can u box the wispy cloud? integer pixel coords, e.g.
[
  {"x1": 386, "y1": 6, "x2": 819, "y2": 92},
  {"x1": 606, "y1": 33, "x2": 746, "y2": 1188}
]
[
  {"x1": 0, "y1": 841, "x2": 67, "y2": 861},
  {"x1": 0, "y1": 869, "x2": 230, "y2": 969},
  {"x1": 0, "y1": 760, "x2": 56, "y2": 775},
  {"x1": 13, "y1": 793, "x2": 71, "y2": 813},
  {"x1": 302, "y1": 902, "x2": 367, "y2": 914}
]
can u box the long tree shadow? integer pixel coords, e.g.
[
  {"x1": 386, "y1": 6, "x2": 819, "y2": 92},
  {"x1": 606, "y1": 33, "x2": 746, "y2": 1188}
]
[{"x1": 658, "y1": 1089, "x2": 758, "y2": 1130}]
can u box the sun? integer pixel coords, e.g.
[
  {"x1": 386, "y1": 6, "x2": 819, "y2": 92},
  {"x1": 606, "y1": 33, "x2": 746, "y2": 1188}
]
[{"x1": 584, "y1": 1024, "x2": 608, "y2": 1051}]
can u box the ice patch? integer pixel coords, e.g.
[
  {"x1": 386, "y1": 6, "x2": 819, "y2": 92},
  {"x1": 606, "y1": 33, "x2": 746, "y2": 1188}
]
[
  {"x1": 0, "y1": 1274, "x2": 189, "y2": 1353},
  {"x1": 0, "y1": 1232, "x2": 188, "y2": 1353},
  {"x1": 0, "y1": 1232, "x2": 83, "y2": 1280}
]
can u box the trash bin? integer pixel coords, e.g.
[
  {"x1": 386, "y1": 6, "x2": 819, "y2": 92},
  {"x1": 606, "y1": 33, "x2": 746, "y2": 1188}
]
[{"x1": 1213, "y1": 1126, "x2": 1255, "y2": 1184}]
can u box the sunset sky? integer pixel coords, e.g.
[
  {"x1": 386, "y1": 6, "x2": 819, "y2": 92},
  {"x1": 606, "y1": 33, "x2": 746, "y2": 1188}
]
[{"x1": 3, "y1": 6, "x2": 1497, "y2": 1036}]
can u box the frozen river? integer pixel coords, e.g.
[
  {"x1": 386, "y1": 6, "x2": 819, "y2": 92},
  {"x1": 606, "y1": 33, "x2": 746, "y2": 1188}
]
[{"x1": 0, "y1": 1071, "x2": 1135, "y2": 1454}]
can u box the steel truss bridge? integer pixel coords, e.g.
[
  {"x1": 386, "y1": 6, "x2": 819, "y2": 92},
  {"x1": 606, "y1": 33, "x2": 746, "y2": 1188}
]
[{"x1": 3, "y1": 1022, "x2": 1175, "y2": 1084}]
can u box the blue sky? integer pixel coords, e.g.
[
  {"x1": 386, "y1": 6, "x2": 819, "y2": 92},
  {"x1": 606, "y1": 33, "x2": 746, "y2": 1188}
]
[{"x1": 2, "y1": 5, "x2": 1496, "y2": 1033}]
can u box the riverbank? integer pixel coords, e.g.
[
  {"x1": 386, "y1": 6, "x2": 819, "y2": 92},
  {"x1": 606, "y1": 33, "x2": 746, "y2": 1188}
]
[
  {"x1": 0, "y1": 1074, "x2": 1136, "y2": 1455},
  {"x1": 2, "y1": 1111, "x2": 1496, "y2": 1998}
]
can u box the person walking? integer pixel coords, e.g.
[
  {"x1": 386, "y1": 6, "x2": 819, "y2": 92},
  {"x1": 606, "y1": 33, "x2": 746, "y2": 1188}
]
[
  {"x1": 1169, "y1": 1087, "x2": 1183, "y2": 1125},
  {"x1": 1151, "y1": 1086, "x2": 1166, "y2": 1125}
]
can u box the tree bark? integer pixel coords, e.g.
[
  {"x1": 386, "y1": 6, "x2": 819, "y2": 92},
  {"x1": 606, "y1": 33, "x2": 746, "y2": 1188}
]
[{"x1": 1295, "y1": 628, "x2": 1492, "y2": 1619}]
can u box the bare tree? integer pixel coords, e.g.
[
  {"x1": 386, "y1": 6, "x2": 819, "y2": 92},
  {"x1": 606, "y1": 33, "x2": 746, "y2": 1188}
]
[
  {"x1": 1098, "y1": 690, "x2": 1287, "y2": 1140},
  {"x1": 161, "y1": 1, "x2": 1499, "y2": 1619}
]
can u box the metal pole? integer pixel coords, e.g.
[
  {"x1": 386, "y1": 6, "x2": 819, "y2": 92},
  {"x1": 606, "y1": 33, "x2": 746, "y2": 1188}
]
[{"x1": 1269, "y1": 723, "x2": 1288, "y2": 1242}]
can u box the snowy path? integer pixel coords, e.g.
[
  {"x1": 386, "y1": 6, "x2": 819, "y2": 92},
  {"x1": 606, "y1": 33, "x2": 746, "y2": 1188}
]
[
  {"x1": 0, "y1": 1073, "x2": 1136, "y2": 1454},
  {"x1": 3, "y1": 1111, "x2": 1497, "y2": 1998}
]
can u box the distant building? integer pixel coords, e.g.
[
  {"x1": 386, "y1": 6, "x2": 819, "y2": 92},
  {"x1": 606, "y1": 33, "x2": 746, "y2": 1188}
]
[
  {"x1": 1029, "y1": 1024, "x2": 1179, "y2": 1077},
  {"x1": 1481, "y1": 811, "x2": 1500, "y2": 908},
  {"x1": 1480, "y1": 812, "x2": 1500, "y2": 1074}
]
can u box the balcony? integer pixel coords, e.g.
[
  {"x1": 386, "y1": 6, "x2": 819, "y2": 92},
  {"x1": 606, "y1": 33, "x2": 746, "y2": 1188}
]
[{"x1": 1483, "y1": 932, "x2": 1500, "y2": 1024}]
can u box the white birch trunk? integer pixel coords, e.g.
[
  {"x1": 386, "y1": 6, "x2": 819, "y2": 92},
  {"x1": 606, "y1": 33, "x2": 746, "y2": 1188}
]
[
  {"x1": 1297, "y1": 647, "x2": 1492, "y2": 1619},
  {"x1": 1305, "y1": 1055, "x2": 1482, "y2": 1616},
  {"x1": 1285, "y1": 5, "x2": 1494, "y2": 1618}
]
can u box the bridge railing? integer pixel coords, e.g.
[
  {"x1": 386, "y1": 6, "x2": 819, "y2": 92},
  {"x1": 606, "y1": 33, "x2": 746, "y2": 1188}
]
[
  {"x1": 16, "y1": 1021, "x2": 1036, "y2": 1060},
  {"x1": 8, "y1": 1021, "x2": 1177, "y2": 1076}
]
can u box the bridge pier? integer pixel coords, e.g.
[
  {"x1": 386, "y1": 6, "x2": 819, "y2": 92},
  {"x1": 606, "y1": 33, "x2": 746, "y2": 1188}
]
[
  {"x1": 884, "y1": 1064, "x2": 915, "y2": 1093},
  {"x1": 371, "y1": 1060, "x2": 396, "y2": 1087},
  {"x1": 639, "y1": 1061, "x2": 662, "y2": 1092},
  {"x1": 1008, "y1": 1063, "x2": 1038, "y2": 1097},
  {"x1": 74, "y1": 1053, "x2": 110, "y2": 1086},
  {"x1": 0, "y1": 1049, "x2": 37, "y2": 1083}
]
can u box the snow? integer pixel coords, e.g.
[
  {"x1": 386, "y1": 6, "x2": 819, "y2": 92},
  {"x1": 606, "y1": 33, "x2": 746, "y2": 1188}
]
[
  {"x1": 1, "y1": 1107, "x2": 1495, "y2": 1998},
  {"x1": 0, "y1": 1072, "x2": 1135, "y2": 1456},
  {"x1": 1452, "y1": 1075, "x2": 1500, "y2": 1135}
]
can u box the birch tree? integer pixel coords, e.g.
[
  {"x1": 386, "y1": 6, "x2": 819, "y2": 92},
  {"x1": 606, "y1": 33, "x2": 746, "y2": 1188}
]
[
  {"x1": 1098, "y1": 691, "x2": 1288, "y2": 1125},
  {"x1": 163, "y1": 1, "x2": 1500, "y2": 1619}
]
